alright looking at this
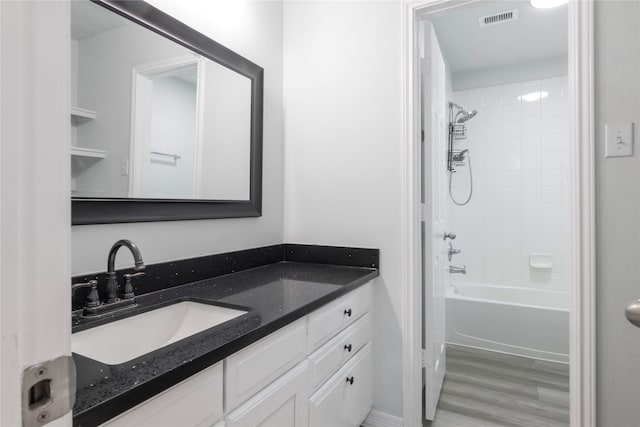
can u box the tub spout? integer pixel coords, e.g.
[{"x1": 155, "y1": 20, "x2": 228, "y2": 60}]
[{"x1": 447, "y1": 265, "x2": 466, "y2": 275}]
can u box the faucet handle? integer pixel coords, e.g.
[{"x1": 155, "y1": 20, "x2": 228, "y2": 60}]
[
  {"x1": 121, "y1": 272, "x2": 145, "y2": 300},
  {"x1": 447, "y1": 242, "x2": 462, "y2": 261},
  {"x1": 71, "y1": 279, "x2": 98, "y2": 293},
  {"x1": 72, "y1": 280, "x2": 101, "y2": 308}
]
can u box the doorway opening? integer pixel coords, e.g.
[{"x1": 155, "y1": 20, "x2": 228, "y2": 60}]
[
  {"x1": 130, "y1": 56, "x2": 204, "y2": 199},
  {"x1": 406, "y1": 1, "x2": 595, "y2": 426}
]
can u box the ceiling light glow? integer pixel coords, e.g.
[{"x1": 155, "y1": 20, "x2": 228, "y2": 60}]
[
  {"x1": 519, "y1": 91, "x2": 549, "y2": 102},
  {"x1": 530, "y1": 0, "x2": 569, "y2": 9}
]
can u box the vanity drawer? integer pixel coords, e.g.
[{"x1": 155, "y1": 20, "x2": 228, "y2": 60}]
[
  {"x1": 307, "y1": 282, "x2": 372, "y2": 352},
  {"x1": 308, "y1": 342, "x2": 373, "y2": 427},
  {"x1": 308, "y1": 312, "x2": 372, "y2": 390},
  {"x1": 101, "y1": 362, "x2": 223, "y2": 427},
  {"x1": 226, "y1": 318, "x2": 307, "y2": 411}
]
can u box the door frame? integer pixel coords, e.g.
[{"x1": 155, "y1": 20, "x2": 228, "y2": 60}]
[
  {"x1": 1, "y1": 0, "x2": 73, "y2": 425},
  {"x1": 400, "y1": 1, "x2": 596, "y2": 426}
]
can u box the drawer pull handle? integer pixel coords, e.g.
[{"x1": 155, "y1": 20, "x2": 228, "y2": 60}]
[
  {"x1": 344, "y1": 344, "x2": 352, "y2": 352},
  {"x1": 344, "y1": 308, "x2": 352, "y2": 317},
  {"x1": 346, "y1": 376, "x2": 354, "y2": 385}
]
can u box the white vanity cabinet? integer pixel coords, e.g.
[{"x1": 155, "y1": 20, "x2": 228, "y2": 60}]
[
  {"x1": 226, "y1": 282, "x2": 373, "y2": 427},
  {"x1": 98, "y1": 282, "x2": 373, "y2": 427}
]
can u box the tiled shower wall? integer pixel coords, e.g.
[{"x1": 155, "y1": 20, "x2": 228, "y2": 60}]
[{"x1": 448, "y1": 76, "x2": 569, "y2": 290}]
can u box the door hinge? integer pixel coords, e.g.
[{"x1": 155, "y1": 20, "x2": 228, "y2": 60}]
[
  {"x1": 22, "y1": 356, "x2": 76, "y2": 426},
  {"x1": 420, "y1": 204, "x2": 426, "y2": 222}
]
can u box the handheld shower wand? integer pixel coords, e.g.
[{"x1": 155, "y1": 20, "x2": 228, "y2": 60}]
[{"x1": 447, "y1": 103, "x2": 477, "y2": 205}]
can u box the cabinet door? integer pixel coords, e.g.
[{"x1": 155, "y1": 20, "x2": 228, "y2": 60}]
[
  {"x1": 226, "y1": 318, "x2": 307, "y2": 411},
  {"x1": 309, "y1": 342, "x2": 373, "y2": 427},
  {"x1": 226, "y1": 361, "x2": 309, "y2": 427},
  {"x1": 101, "y1": 362, "x2": 223, "y2": 427}
]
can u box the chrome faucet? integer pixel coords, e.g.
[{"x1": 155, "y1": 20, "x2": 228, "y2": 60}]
[
  {"x1": 105, "y1": 239, "x2": 145, "y2": 303},
  {"x1": 447, "y1": 265, "x2": 466, "y2": 275},
  {"x1": 74, "y1": 240, "x2": 145, "y2": 317}
]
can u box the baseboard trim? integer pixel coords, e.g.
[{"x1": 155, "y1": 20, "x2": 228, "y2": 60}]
[{"x1": 362, "y1": 409, "x2": 404, "y2": 427}]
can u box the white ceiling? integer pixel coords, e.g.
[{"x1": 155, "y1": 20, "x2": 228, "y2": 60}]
[
  {"x1": 71, "y1": 1, "x2": 127, "y2": 40},
  {"x1": 430, "y1": 0, "x2": 568, "y2": 73}
]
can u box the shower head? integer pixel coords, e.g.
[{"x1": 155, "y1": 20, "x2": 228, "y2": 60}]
[
  {"x1": 449, "y1": 102, "x2": 478, "y2": 124},
  {"x1": 456, "y1": 110, "x2": 477, "y2": 123}
]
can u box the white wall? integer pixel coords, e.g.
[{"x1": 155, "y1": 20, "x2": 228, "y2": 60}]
[
  {"x1": 283, "y1": 1, "x2": 404, "y2": 418},
  {"x1": 449, "y1": 77, "x2": 570, "y2": 291},
  {"x1": 72, "y1": 0, "x2": 283, "y2": 274},
  {"x1": 594, "y1": 1, "x2": 640, "y2": 425}
]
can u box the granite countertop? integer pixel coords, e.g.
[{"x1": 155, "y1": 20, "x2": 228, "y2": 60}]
[{"x1": 72, "y1": 260, "x2": 378, "y2": 427}]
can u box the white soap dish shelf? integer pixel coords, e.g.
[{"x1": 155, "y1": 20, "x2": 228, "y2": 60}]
[{"x1": 529, "y1": 253, "x2": 552, "y2": 270}]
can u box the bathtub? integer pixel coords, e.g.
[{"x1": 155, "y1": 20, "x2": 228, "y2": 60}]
[{"x1": 446, "y1": 284, "x2": 569, "y2": 363}]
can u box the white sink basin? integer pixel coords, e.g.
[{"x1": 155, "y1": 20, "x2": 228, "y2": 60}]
[{"x1": 72, "y1": 301, "x2": 247, "y2": 365}]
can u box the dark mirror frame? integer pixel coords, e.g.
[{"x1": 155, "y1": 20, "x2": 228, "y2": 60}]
[{"x1": 72, "y1": 0, "x2": 263, "y2": 225}]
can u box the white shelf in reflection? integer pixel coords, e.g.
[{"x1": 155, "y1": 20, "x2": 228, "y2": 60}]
[
  {"x1": 70, "y1": 107, "x2": 96, "y2": 125},
  {"x1": 70, "y1": 146, "x2": 106, "y2": 159}
]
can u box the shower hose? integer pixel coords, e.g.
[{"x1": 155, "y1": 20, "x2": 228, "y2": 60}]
[{"x1": 448, "y1": 151, "x2": 473, "y2": 206}]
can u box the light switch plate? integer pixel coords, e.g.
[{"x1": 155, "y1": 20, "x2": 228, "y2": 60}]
[{"x1": 605, "y1": 123, "x2": 634, "y2": 157}]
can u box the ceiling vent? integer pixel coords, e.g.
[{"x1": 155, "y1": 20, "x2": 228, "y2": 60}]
[{"x1": 478, "y1": 9, "x2": 519, "y2": 28}]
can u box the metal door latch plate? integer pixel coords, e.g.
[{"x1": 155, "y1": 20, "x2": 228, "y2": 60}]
[{"x1": 22, "y1": 356, "x2": 76, "y2": 426}]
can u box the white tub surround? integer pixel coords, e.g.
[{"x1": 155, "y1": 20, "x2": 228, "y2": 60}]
[{"x1": 448, "y1": 77, "x2": 570, "y2": 291}]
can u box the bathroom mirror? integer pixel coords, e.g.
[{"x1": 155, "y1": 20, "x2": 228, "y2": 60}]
[{"x1": 71, "y1": 0, "x2": 263, "y2": 224}]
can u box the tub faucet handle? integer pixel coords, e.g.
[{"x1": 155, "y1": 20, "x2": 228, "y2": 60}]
[{"x1": 444, "y1": 231, "x2": 456, "y2": 241}]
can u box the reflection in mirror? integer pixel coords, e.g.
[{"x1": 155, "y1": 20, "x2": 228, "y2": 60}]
[{"x1": 71, "y1": 0, "x2": 251, "y2": 201}]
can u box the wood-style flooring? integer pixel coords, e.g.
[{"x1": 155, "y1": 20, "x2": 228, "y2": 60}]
[{"x1": 425, "y1": 345, "x2": 570, "y2": 427}]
